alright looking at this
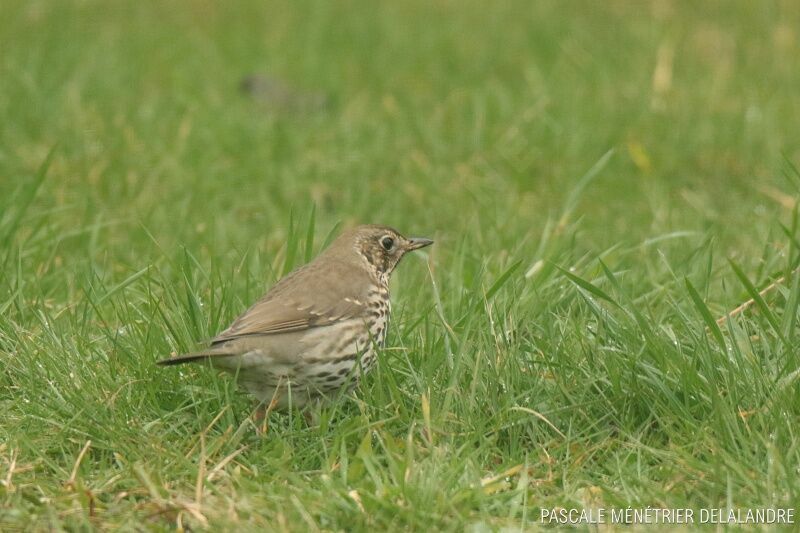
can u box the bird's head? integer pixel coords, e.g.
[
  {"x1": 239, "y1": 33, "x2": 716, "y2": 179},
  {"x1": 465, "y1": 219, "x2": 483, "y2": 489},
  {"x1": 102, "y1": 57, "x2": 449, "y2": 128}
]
[{"x1": 335, "y1": 224, "x2": 433, "y2": 282}]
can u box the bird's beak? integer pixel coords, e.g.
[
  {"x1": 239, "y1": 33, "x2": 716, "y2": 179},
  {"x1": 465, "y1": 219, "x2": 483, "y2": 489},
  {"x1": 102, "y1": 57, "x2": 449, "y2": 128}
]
[{"x1": 407, "y1": 237, "x2": 434, "y2": 250}]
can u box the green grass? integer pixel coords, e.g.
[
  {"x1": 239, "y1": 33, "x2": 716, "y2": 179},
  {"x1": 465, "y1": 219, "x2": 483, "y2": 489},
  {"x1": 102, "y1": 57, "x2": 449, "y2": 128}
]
[{"x1": 2, "y1": 0, "x2": 800, "y2": 530}]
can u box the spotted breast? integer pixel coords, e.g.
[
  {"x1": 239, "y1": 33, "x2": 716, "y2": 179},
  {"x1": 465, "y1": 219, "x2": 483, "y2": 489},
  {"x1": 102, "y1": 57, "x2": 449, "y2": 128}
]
[{"x1": 157, "y1": 225, "x2": 433, "y2": 412}]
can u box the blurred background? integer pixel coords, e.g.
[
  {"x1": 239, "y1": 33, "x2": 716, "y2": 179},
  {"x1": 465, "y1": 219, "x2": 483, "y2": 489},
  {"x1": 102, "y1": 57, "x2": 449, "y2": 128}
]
[{"x1": 2, "y1": 0, "x2": 799, "y2": 269}]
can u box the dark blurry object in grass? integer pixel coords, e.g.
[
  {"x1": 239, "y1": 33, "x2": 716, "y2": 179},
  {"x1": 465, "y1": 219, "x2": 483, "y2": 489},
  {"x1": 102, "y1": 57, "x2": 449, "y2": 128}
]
[{"x1": 239, "y1": 74, "x2": 331, "y2": 114}]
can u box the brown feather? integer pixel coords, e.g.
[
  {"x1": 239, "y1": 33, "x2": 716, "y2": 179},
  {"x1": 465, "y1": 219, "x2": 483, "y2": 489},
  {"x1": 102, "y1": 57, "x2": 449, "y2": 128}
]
[{"x1": 210, "y1": 255, "x2": 370, "y2": 345}]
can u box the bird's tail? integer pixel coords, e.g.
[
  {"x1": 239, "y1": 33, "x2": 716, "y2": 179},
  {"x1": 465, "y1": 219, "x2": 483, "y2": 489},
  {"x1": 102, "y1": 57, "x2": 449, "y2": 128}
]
[{"x1": 156, "y1": 350, "x2": 234, "y2": 366}]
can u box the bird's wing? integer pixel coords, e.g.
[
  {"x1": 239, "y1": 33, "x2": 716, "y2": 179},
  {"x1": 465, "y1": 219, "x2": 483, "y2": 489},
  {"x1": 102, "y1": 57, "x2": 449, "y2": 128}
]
[{"x1": 211, "y1": 261, "x2": 369, "y2": 345}]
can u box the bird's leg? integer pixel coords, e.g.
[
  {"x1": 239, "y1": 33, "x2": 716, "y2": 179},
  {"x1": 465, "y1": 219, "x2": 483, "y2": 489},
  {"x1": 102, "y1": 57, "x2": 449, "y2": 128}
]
[
  {"x1": 303, "y1": 409, "x2": 317, "y2": 427},
  {"x1": 253, "y1": 388, "x2": 282, "y2": 435},
  {"x1": 252, "y1": 403, "x2": 268, "y2": 434},
  {"x1": 254, "y1": 398, "x2": 281, "y2": 435},
  {"x1": 302, "y1": 398, "x2": 327, "y2": 427}
]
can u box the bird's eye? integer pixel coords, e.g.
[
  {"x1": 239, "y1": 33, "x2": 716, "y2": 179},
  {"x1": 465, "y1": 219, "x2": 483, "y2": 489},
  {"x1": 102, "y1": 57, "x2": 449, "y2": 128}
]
[{"x1": 380, "y1": 236, "x2": 394, "y2": 251}]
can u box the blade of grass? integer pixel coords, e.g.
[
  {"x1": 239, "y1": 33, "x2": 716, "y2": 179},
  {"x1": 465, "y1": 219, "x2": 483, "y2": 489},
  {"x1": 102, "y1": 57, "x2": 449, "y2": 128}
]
[
  {"x1": 0, "y1": 147, "x2": 56, "y2": 266},
  {"x1": 304, "y1": 204, "x2": 316, "y2": 262},
  {"x1": 728, "y1": 259, "x2": 786, "y2": 344},
  {"x1": 781, "y1": 270, "x2": 800, "y2": 342},
  {"x1": 557, "y1": 148, "x2": 614, "y2": 230},
  {"x1": 558, "y1": 265, "x2": 620, "y2": 307},
  {"x1": 685, "y1": 278, "x2": 726, "y2": 351}
]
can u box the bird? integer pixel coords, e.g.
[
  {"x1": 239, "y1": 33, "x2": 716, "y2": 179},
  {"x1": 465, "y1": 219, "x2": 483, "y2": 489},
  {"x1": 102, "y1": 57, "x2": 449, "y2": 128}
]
[{"x1": 157, "y1": 224, "x2": 433, "y2": 413}]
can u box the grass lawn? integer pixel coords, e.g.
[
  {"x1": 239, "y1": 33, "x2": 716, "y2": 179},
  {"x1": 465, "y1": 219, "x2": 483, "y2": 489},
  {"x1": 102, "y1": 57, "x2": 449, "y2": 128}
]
[{"x1": 2, "y1": 0, "x2": 800, "y2": 530}]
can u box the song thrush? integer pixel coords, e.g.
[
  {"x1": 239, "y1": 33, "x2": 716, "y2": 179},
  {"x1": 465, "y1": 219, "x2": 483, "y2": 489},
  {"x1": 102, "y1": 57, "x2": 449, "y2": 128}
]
[{"x1": 157, "y1": 225, "x2": 433, "y2": 410}]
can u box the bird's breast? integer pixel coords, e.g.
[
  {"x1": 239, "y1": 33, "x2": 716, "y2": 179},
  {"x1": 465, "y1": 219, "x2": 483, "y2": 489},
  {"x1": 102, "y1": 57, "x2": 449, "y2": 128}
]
[{"x1": 365, "y1": 286, "x2": 391, "y2": 345}]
